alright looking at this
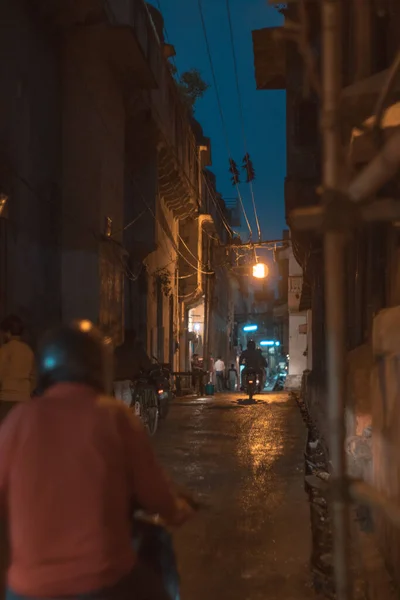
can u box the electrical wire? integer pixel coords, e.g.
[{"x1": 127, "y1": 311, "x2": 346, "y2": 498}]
[
  {"x1": 125, "y1": 4, "x2": 238, "y2": 239},
  {"x1": 225, "y1": 0, "x2": 262, "y2": 241},
  {"x1": 66, "y1": 51, "x2": 217, "y2": 279},
  {"x1": 197, "y1": 0, "x2": 253, "y2": 239},
  {"x1": 153, "y1": 0, "x2": 179, "y2": 73},
  {"x1": 16, "y1": 14, "x2": 231, "y2": 285},
  {"x1": 178, "y1": 287, "x2": 202, "y2": 299},
  {"x1": 8, "y1": 169, "x2": 98, "y2": 242},
  {"x1": 14, "y1": 164, "x2": 143, "y2": 285},
  {"x1": 143, "y1": 39, "x2": 236, "y2": 237},
  {"x1": 200, "y1": 173, "x2": 235, "y2": 236},
  {"x1": 178, "y1": 233, "x2": 213, "y2": 272}
]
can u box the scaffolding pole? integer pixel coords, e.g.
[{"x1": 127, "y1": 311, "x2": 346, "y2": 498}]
[{"x1": 321, "y1": 2, "x2": 351, "y2": 600}]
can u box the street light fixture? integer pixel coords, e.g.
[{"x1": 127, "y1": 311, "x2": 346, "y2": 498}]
[{"x1": 252, "y1": 263, "x2": 268, "y2": 279}]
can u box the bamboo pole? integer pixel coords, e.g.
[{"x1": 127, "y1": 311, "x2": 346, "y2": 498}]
[{"x1": 321, "y1": 2, "x2": 351, "y2": 599}]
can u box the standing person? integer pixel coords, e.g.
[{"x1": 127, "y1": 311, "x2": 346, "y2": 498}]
[
  {"x1": 191, "y1": 354, "x2": 205, "y2": 397},
  {"x1": 0, "y1": 320, "x2": 192, "y2": 600},
  {"x1": 207, "y1": 353, "x2": 214, "y2": 385},
  {"x1": 0, "y1": 315, "x2": 35, "y2": 419},
  {"x1": 214, "y1": 356, "x2": 225, "y2": 392},
  {"x1": 228, "y1": 363, "x2": 238, "y2": 392}
]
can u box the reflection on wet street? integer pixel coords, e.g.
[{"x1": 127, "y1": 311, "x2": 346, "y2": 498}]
[{"x1": 154, "y1": 392, "x2": 314, "y2": 600}]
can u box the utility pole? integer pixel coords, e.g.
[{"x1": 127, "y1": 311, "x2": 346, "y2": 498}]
[{"x1": 321, "y1": 2, "x2": 351, "y2": 600}]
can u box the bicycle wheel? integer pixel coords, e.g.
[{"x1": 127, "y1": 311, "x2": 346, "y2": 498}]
[
  {"x1": 130, "y1": 384, "x2": 142, "y2": 418},
  {"x1": 143, "y1": 386, "x2": 159, "y2": 436},
  {"x1": 134, "y1": 385, "x2": 159, "y2": 436}
]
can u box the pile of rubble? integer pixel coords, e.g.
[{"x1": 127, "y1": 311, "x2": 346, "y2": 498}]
[{"x1": 293, "y1": 391, "x2": 367, "y2": 600}]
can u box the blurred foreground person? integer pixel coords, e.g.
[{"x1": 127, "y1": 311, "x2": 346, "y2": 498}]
[
  {"x1": 0, "y1": 320, "x2": 192, "y2": 600},
  {"x1": 0, "y1": 315, "x2": 35, "y2": 419}
]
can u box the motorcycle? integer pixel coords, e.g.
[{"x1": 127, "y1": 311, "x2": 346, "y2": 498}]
[
  {"x1": 149, "y1": 358, "x2": 174, "y2": 420},
  {"x1": 245, "y1": 367, "x2": 259, "y2": 401},
  {"x1": 273, "y1": 367, "x2": 288, "y2": 391},
  {"x1": 132, "y1": 492, "x2": 200, "y2": 600},
  {"x1": 132, "y1": 512, "x2": 180, "y2": 600}
]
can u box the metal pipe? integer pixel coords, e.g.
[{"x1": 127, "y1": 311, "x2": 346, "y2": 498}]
[
  {"x1": 321, "y1": 2, "x2": 351, "y2": 600},
  {"x1": 372, "y1": 49, "x2": 400, "y2": 144},
  {"x1": 348, "y1": 129, "x2": 400, "y2": 202}
]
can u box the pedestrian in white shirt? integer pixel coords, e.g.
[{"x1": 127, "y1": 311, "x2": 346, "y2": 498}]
[
  {"x1": 214, "y1": 356, "x2": 225, "y2": 392},
  {"x1": 0, "y1": 315, "x2": 35, "y2": 420}
]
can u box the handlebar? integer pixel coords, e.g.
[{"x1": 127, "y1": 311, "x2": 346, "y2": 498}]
[{"x1": 132, "y1": 490, "x2": 207, "y2": 527}]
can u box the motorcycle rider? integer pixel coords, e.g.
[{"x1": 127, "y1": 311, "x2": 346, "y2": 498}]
[
  {"x1": 240, "y1": 340, "x2": 266, "y2": 392},
  {"x1": 0, "y1": 320, "x2": 192, "y2": 600}
]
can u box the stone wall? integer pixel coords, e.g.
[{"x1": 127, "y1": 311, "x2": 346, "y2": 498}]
[
  {"x1": 370, "y1": 306, "x2": 400, "y2": 585},
  {"x1": 345, "y1": 343, "x2": 373, "y2": 480}
]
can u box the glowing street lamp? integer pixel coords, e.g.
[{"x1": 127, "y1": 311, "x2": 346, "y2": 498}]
[{"x1": 252, "y1": 263, "x2": 268, "y2": 279}]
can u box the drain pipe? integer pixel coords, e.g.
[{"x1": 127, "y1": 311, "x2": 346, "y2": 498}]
[
  {"x1": 321, "y1": 2, "x2": 351, "y2": 600},
  {"x1": 348, "y1": 128, "x2": 400, "y2": 202}
]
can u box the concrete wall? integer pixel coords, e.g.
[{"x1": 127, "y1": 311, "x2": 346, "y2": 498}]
[
  {"x1": 145, "y1": 198, "x2": 178, "y2": 367},
  {"x1": 0, "y1": 0, "x2": 62, "y2": 340},
  {"x1": 61, "y1": 29, "x2": 125, "y2": 342},
  {"x1": 210, "y1": 267, "x2": 234, "y2": 364},
  {"x1": 286, "y1": 313, "x2": 307, "y2": 390},
  {"x1": 285, "y1": 242, "x2": 308, "y2": 389}
]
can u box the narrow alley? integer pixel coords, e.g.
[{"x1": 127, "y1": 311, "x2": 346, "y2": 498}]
[{"x1": 155, "y1": 393, "x2": 314, "y2": 600}]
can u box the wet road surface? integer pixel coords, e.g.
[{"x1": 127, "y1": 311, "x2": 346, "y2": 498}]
[{"x1": 155, "y1": 392, "x2": 314, "y2": 600}]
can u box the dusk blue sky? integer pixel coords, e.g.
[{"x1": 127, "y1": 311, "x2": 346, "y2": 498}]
[{"x1": 153, "y1": 0, "x2": 286, "y2": 241}]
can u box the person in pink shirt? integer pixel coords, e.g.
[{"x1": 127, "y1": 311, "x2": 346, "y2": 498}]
[{"x1": 0, "y1": 320, "x2": 192, "y2": 600}]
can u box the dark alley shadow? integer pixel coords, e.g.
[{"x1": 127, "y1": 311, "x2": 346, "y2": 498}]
[
  {"x1": 236, "y1": 397, "x2": 260, "y2": 405},
  {"x1": 206, "y1": 404, "x2": 245, "y2": 410}
]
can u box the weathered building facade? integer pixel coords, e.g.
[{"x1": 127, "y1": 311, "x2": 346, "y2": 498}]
[
  {"x1": 0, "y1": 0, "x2": 234, "y2": 376},
  {"x1": 275, "y1": 239, "x2": 309, "y2": 390},
  {"x1": 254, "y1": 0, "x2": 400, "y2": 591}
]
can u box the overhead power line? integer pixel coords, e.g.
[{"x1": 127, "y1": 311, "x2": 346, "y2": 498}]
[
  {"x1": 197, "y1": 0, "x2": 253, "y2": 239},
  {"x1": 14, "y1": 16, "x2": 233, "y2": 281},
  {"x1": 225, "y1": 0, "x2": 262, "y2": 241},
  {"x1": 150, "y1": 0, "x2": 235, "y2": 239},
  {"x1": 61, "y1": 49, "x2": 217, "y2": 278}
]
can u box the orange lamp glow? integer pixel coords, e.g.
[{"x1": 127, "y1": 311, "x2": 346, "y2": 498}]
[{"x1": 252, "y1": 263, "x2": 268, "y2": 279}]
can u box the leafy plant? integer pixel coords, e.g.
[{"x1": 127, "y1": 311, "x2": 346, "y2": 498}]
[
  {"x1": 155, "y1": 267, "x2": 173, "y2": 298},
  {"x1": 169, "y1": 65, "x2": 209, "y2": 114}
]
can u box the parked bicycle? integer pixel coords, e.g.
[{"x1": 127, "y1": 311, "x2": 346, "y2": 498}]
[
  {"x1": 114, "y1": 376, "x2": 159, "y2": 436},
  {"x1": 131, "y1": 376, "x2": 159, "y2": 436}
]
